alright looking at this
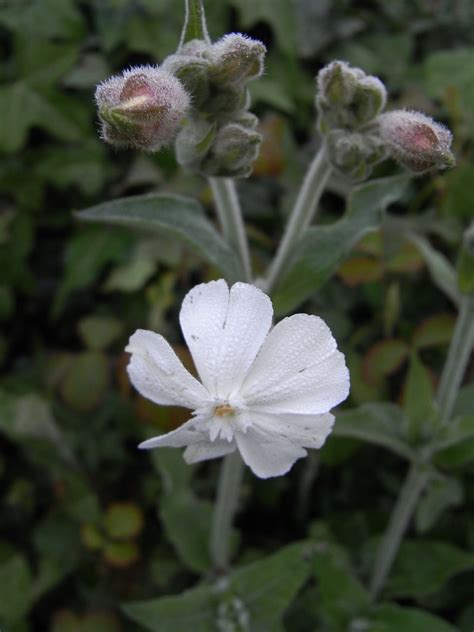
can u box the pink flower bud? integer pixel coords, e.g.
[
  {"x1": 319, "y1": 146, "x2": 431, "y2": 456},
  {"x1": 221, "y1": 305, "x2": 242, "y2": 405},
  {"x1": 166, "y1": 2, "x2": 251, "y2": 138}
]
[
  {"x1": 95, "y1": 66, "x2": 190, "y2": 152},
  {"x1": 378, "y1": 110, "x2": 454, "y2": 173}
]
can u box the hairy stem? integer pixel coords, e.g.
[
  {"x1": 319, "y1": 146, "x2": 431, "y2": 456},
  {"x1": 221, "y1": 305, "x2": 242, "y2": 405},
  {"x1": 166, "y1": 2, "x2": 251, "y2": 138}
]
[
  {"x1": 210, "y1": 452, "x2": 245, "y2": 571},
  {"x1": 370, "y1": 293, "x2": 474, "y2": 600},
  {"x1": 179, "y1": 0, "x2": 210, "y2": 48},
  {"x1": 264, "y1": 145, "x2": 331, "y2": 293},
  {"x1": 210, "y1": 177, "x2": 252, "y2": 282},
  {"x1": 436, "y1": 295, "x2": 474, "y2": 422}
]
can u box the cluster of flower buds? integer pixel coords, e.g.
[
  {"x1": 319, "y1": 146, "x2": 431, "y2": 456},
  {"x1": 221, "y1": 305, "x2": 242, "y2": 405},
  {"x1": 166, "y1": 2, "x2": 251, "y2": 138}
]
[
  {"x1": 95, "y1": 66, "x2": 190, "y2": 152},
  {"x1": 164, "y1": 33, "x2": 266, "y2": 178},
  {"x1": 316, "y1": 60, "x2": 454, "y2": 179}
]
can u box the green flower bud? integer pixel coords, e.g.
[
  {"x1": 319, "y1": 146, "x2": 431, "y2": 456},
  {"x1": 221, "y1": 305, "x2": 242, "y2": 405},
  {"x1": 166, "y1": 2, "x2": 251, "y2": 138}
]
[
  {"x1": 175, "y1": 116, "x2": 216, "y2": 171},
  {"x1": 210, "y1": 33, "x2": 266, "y2": 85},
  {"x1": 316, "y1": 61, "x2": 387, "y2": 131},
  {"x1": 326, "y1": 130, "x2": 387, "y2": 180},
  {"x1": 162, "y1": 54, "x2": 211, "y2": 109},
  {"x1": 95, "y1": 66, "x2": 190, "y2": 152},
  {"x1": 203, "y1": 123, "x2": 262, "y2": 178},
  {"x1": 379, "y1": 110, "x2": 455, "y2": 173}
]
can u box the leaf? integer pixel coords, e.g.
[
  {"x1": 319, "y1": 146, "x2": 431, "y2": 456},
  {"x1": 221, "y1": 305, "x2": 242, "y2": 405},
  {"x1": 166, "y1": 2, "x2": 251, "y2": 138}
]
[
  {"x1": 410, "y1": 234, "x2": 459, "y2": 305},
  {"x1": 412, "y1": 314, "x2": 455, "y2": 349},
  {"x1": 77, "y1": 193, "x2": 243, "y2": 282},
  {"x1": 386, "y1": 540, "x2": 474, "y2": 599},
  {"x1": 362, "y1": 339, "x2": 410, "y2": 386},
  {"x1": 403, "y1": 354, "x2": 436, "y2": 442},
  {"x1": 231, "y1": 0, "x2": 296, "y2": 55},
  {"x1": 60, "y1": 351, "x2": 109, "y2": 413},
  {"x1": 273, "y1": 176, "x2": 409, "y2": 314},
  {"x1": 310, "y1": 524, "x2": 370, "y2": 629},
  {"x1": 334, "y1": 403, "x2": 415, "y2": 460},
  {"x1": 124, "y1": 541, "x2": 314, "y2": 631},
  {"x1": 53, "y1": 226, "x2": 133, "y2": 317},
  {"x1": 104, "y1": 502, "x2": 144, "y2": 540},
  {"x1": 432, "y1": 413, "x2": 474, "y2": 453},
  {"x1": 416, "y1": 475, "x2": 463, "y2": 533},
  {"x1": 78, "y1": 316, "x2": 124, "y2": 351},
  {"x1": 337, "y1": 255, "x2": 384, "y2": 287},
  {"x1": 371, "y1": 603, "x2": 458, "y2": 632},
  {"x1": 0, "y1": 554, "x2": 32, "y2": 623},
  {"x1": 103, "y1": 540, "x2": 139, "y2": 568}
]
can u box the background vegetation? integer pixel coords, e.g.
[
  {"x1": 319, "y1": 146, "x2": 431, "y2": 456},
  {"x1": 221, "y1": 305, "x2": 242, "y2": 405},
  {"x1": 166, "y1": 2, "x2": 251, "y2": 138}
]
[{"x1": 1, "y1": 0, "x2": 473, "y2": 630}]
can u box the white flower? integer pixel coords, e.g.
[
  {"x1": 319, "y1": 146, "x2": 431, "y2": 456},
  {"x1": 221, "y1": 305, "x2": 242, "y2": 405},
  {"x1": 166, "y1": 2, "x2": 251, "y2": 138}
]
[{"x1": 126, "y1": 280, "x2": 350, "y2": 478}]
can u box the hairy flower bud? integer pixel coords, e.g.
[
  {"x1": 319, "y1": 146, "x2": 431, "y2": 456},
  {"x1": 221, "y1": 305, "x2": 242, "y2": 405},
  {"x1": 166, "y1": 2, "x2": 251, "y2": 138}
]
[
  {"x1": 378, "y1": 110, "x2": 455, "y2": 173},
  {"x1": 203, "y1": 123, "x2": 262, "y2": 178},
  {"x1": 95, "y1": 66, "x2": 190, "y2": 152},
  {"x1": 316, "y1": 61, "x2": 387, "y2": 132},
  {"x1": 210, "y1": 33, "x2": 266, "y2": 85},
  {"x1": 326, "y1": 130, "x2": 387, "y2": 180}
]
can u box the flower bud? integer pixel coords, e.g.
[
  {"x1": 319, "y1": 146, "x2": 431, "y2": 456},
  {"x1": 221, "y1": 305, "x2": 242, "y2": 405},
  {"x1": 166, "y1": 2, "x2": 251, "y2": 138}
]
[
  {"x1": 95, "y1": 66, "x2": 190, "y2": 152},
  {"x1": 175, "y1": 116, "x2": 216, "y2": 172},
  {"x1": 326, "y1": 130, "x2": 387, "y2": 180},
  {"x1": 210, "y1": 33, "x2": 266, "y2": 85},
  {"x1": 162, "y1": 54, "x2": 211, "y2": 108},
  {"x1": 316, "y1": 61, "x2": 387, "y2": 131},
  {"x1": 203, "y1": 123, "x2": 262, "y2": 178},
  {"x1": 378, "y1": 110, "x2": 455, "y2": 173}
]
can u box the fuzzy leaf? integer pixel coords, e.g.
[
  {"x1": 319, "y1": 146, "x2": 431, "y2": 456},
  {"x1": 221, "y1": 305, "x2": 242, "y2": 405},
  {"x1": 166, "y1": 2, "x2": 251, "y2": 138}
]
[
  {"x1": 273, "y1": 176, "x2": 409, "y2": 314},
  {"x1": 77, "y1": 193, "x2": 243, "y2": 282}
]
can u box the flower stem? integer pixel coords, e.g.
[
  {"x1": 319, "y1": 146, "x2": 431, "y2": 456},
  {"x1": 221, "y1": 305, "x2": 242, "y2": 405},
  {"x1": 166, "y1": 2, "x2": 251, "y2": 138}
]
[
  {"x1": 369, "y1": 293, "x2": 474, "y2": 601},
  {"x1": 210, "y1": 177, "x2": 252, "y2": 282},
  {"x1": 436, "y1": 295, "x2": 474, "y2": 423},
  {"x1": 264, "y1": 145, "x2": 331, "y2": 293},
  {"x1": 210, "y1": 451, "x2": 245, "y2": 571},
  {"x1": 179, "y1": 0, "x2": 210, "y2": 49},
  {"x1": 369, "y1": 462, "x2": 430, "y2": 601}
]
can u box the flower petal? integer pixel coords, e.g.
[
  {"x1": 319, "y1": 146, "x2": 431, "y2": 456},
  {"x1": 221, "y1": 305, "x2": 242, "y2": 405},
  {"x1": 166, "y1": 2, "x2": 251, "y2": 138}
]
[
  {"x1": 139, "y1": 416, "x2": 206, "y2": 449},
  {"x1": 235, "y1": 427, "x2": 307, "y2": 478},
  {"x1": 241, "y1": 314, "x2": 349, "y2": 414},
  {"x1": 179, "y1": 280, "x2": 273, "y2": 398},
  {"x1": 126, "y1": 329, "x2": 209, "y2": 409},
  {"x1": 183, "y1": 441, "x2": 236, "y2": 464},
  {"x1": 252, "y1": 411, "x2": 334, "y2": 449}
]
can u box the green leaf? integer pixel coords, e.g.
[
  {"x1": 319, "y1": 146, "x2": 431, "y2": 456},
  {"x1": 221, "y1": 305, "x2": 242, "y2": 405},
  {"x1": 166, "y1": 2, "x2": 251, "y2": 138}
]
[
  {"x1": 333, "y1": 403, "x2": 415, "y2": 460},
  {"x1": 231, "y1": 0, "x2": 296, "y2": 56},
  {"x1": 403, "y1": 354, "x2": 436, "y2": 442},
  {"x1": 0, "y1": 554, "x2": 32, "y2": 623},
  {"x1": 410, "y1": 234, "x2": 459, "y2": 305},
  {"x1": 77, "y1": 194, "x2": 243, "y2": 282},
  {"x1": 60, "y1": 351, "x2": 109, "y2": 413},
  {"x1": 363, "y1": 339, "x2": 410, "y2": 386},
  {"x1": 310, "y1": 524, "x2": 370, "y2": 629},
  {"x1": 432, "y1": 413, "x2": 474, "y2": 452},
  {"x1": 53, "y1": 226, "x2": 132, "y2": 317},
  {"x1": 273, "y1": 176, "x2": 409, "y2": 314},
  {"x1": 371, "y1": 603, "x2": 458, "y2": 632},
  {"x1": 416, "y1": 475, "x2": 463, "y2": 533},
  {"x1": 104, "y1": 502, "x2": 144, "y2": 540},
  {"x1": 124, "y1": 541, "x2": 314, "y2": 631},
  {"x1": 412, "y1": 314, "x2": 455, "y2": 349},
  {"x1": 386, "y1": 540, "x2": 474, "y2": 599},
  {"x1": 78, "y1": 316, "x2": 124, "y2": 351}
]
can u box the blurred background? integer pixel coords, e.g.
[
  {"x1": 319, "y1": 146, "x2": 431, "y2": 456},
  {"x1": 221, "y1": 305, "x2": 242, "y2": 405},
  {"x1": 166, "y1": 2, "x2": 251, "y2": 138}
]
[{"x1": 1, "y1": 0, "x2": 473, "y2": 630}]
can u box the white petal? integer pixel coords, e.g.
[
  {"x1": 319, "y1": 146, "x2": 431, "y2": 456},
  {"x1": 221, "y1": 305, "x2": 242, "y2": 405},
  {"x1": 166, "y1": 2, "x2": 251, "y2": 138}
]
[
  {"x1": 235, "y1": 427, "x2": 307, "y2": 479},
  {"x1": 183, "y1": 441, "x2": 236, "y2": 464},
  {"x1": 126, "y1": 329, "x2": 209, "y2": 409},
  {"x1": 241, "y1": 314, "x2": 350, "y2": 414},
  {"x1": 139, "y1": 416, "x2": 206, "y2": 449},
  {"x1": 252, "y1": 411, "x2": 334, "y2": 449},
  {"x1": 179, "y1": 280, "x2": 273, "y2": 398}
]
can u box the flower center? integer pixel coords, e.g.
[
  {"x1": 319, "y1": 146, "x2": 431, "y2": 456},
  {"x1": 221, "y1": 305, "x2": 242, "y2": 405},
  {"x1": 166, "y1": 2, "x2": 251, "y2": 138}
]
[{"x1": 214, "y1": 404, "x2": 236, "y2": 417}]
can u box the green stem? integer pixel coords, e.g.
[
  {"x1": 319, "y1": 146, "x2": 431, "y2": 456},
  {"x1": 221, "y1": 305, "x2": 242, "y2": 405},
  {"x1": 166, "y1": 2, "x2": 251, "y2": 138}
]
[
  {"x1": 210, "y1": 177, "x2": 252, "y2": 282},
  {"x1": 369, "y1": 293, "x2": 474, "y2": 601},
  {"x1": 179, "y1": 0, "x2": 210, "y2": 49},
  {"x1": 210, "y1": 452, "x2": 245, "y2": 571},
  {"x1": 436, "y1": 295, "x2": 474, "y2": 423},
  {"x1": 264, "y1": 145, "x2": 331, "y2": 294},
  {"x1": 369, "y1": 462, "x2": 430, "y2": 601}
]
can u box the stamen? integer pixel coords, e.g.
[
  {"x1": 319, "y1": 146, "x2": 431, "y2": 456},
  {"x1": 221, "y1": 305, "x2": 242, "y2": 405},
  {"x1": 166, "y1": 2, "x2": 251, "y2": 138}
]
[{"x1": 214, "y1": 404, "x2": 235, "y2": 417}]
